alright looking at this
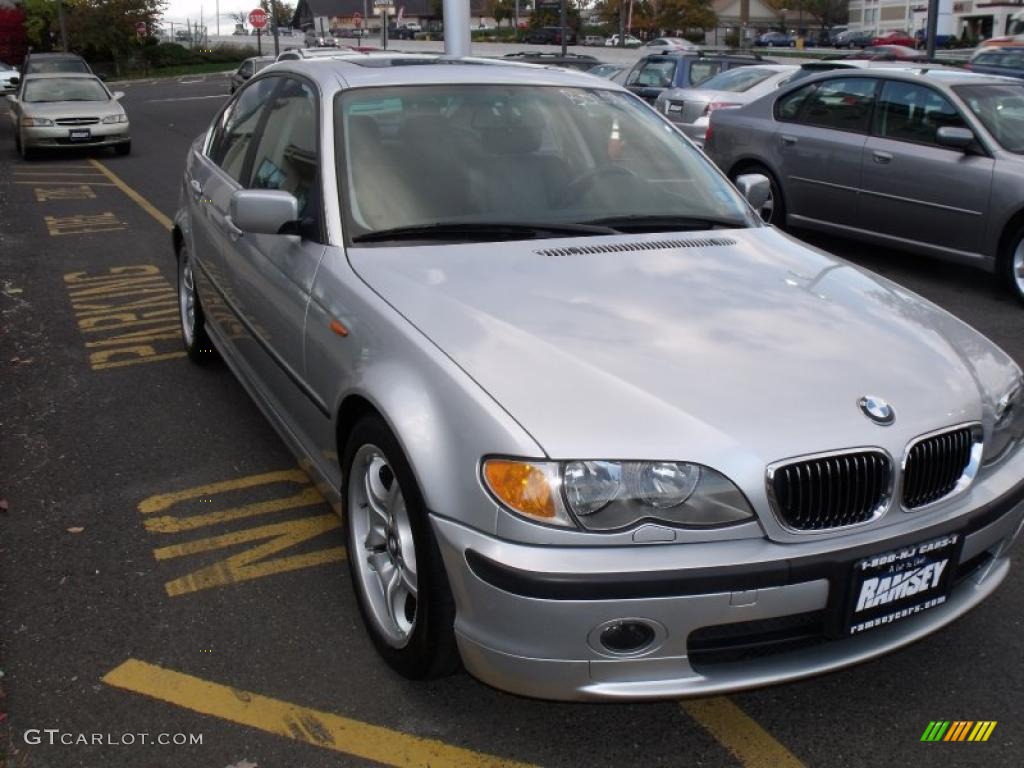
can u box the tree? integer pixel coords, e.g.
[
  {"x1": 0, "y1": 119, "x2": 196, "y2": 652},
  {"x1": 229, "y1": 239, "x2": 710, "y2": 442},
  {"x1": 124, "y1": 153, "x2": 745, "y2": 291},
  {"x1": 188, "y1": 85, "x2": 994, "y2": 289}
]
[
  {"x1": 656, "y1": 0, "x2": 715, "y2": 33},
  {"x1": 259, "y1": 0, "x2": 296, "y2": 28},
  {"x1": 22, "y1": 0, "x2": 58, "y2": 47},
  {"x1": 229, "y1": 10, "x2": 248, "y2": 30},
  {"x1": 63, "y1": 0, "x2": 167, "y2": 63}
]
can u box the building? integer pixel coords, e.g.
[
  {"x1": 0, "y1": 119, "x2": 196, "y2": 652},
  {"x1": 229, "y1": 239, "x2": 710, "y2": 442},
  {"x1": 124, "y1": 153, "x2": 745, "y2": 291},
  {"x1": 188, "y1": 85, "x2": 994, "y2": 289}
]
[
  {"x1": 291, "y1": 0, "x2": 493, "y2": 34},
  {"x1": 847, "y1": 0, "x2": 1023, "y2": 39}
]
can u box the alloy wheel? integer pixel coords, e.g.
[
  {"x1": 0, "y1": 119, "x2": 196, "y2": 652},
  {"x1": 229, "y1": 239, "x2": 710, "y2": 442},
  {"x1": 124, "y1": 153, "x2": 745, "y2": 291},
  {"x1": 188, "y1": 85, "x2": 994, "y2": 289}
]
[
  {"x1": 178, "y1": 249, "x2": 196, "y2": 346},
  {"x1": 348, "y1": 444, "x2": 419, "y2": 648},
  {"x1": 1013, "y1": 236, "x2": 1024, "y2": 300}
]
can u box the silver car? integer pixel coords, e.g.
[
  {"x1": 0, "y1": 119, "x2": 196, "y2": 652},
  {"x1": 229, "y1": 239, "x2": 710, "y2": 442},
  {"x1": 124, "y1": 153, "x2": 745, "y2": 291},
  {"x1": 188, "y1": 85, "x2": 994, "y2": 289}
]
[
  {"x1": 174, "y1": 55, "x2": 1024, "y2": 701},
  {"x1": 655, "y1": 64, "x2": 798, "y2": 147},
  {"x1": 704, "y1": 68, "x2": 1024, "y2": 304},
  {"x1": 7, "y1": 73, "x2": 129, "y2": 159}
]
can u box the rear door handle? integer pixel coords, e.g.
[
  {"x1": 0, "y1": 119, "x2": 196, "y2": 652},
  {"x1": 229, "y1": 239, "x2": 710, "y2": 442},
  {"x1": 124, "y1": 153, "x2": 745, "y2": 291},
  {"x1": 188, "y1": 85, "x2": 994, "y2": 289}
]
[
  {"x1": 223, "y1": 215, "x2": 244, "y2": 242},
  {"x1": 872, "y1": 151, "x2": 893, "y2": 164},
  {"x1": 780, "y1": 135, "x2": 797, "y2": 145}
]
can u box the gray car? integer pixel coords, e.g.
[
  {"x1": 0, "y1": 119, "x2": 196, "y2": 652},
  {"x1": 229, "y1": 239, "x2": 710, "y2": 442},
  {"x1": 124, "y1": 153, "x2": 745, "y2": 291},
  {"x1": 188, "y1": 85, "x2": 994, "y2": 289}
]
[
  {"x1": 174, "y1": 55, "x2": 1024, "y2": 701},
  {"x1": 705, "y1": 68, "x2": 1024, "y2": 304},
  {"x1": 655, "y1": 64, "x2": 798, "y2": 147}
]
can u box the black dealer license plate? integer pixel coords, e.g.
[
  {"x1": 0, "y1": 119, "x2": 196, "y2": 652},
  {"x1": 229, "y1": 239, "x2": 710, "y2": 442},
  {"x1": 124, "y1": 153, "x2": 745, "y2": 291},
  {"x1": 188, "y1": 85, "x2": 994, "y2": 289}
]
[
  {"x1": 843, "y1": 532, "x2": 962, "y2": 636},
  {"x1": 69, "y1": 129, "x2": 91, "y2": 141}
]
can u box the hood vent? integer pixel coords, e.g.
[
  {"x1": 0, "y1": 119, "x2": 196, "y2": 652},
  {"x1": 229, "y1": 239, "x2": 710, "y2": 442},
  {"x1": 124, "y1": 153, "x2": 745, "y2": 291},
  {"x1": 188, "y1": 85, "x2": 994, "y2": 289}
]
[{"x1": 535, "y1": 237, "x2": 738, "y2": 257}]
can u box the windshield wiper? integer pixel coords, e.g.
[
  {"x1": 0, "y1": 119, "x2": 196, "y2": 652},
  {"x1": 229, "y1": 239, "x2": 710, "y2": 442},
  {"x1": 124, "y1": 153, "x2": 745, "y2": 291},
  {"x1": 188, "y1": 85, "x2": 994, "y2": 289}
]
[
  {"x1": 351, "y1": 221, "x2": 617, "y2": 244},
  {"x1": 578, "y1": 215, "x2": 750, "y2": 233}
]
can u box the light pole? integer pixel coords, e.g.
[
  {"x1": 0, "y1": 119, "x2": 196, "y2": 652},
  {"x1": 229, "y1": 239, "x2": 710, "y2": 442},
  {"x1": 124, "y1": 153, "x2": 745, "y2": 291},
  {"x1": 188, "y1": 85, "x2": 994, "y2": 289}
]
[
  {"x1": 780, "y1": 6, "x2": 788, "y2": 33},
  {"x1": 56, "y1": 0, "x2": 68, "y2": 51}
]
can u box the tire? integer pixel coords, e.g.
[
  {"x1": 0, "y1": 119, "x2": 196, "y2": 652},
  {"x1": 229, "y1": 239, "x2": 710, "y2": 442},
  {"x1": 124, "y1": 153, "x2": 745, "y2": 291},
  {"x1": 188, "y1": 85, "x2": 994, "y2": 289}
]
[
  {"x1": 1000, "y1": 225, "x2": 1024, "y2": 306},
  {"x1": 733, "y1": 163, "x2": 785, "y2": 227},
  {"x1": 115, "y1": 141, "x2": 131, "y2": 156},
  {"x1": 176, "y1": 241, "x2": 215, "y2": 363},
  {"x1": 342, "y1": 415, "x2": 460, "y2": 679}
]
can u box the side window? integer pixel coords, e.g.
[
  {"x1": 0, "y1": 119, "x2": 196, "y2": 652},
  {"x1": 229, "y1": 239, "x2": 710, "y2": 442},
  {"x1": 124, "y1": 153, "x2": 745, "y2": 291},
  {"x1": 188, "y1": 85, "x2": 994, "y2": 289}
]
[
  {"x1": 873, "y1": 81, "x2": 967, "y2": 146},
  {"x1": 240, "y1": 61, "x2": 254, "y2": 77},
  {"x1": 630, "y1": 60, "x2": 676, "y2": 87},
  {"x1": 208, "y1": 76, "x2": 279, "y2": 183},
  {"x1": 246, "y1": 77, "x2": 319, "y2": 224},
  {"x1": 799, "y1": 77, "x2": 878, "y2": 133},
  {"x1": 689, "y1": 61, "x2": 721, "y2": 86},
  {"x1": 776, "y1": 83, "x2": 817, "y2": 120}
]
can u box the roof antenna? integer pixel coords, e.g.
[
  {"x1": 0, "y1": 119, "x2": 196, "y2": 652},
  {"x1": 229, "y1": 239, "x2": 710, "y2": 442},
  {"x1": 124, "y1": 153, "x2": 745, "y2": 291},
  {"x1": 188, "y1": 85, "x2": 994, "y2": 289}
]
[{"x1": 443, "y1": 0, "x2": 471, "y2": 58}]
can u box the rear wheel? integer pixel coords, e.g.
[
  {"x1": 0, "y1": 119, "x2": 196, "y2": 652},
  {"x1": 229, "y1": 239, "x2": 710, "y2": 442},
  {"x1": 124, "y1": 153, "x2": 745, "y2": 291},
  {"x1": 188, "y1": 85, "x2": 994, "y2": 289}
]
[
  {"x1": 1001, "y1": 225, "x2": 1024, "y2": 306},
  {"x1": 342, "y1": 416, "x2": 459, "y2": 679}
]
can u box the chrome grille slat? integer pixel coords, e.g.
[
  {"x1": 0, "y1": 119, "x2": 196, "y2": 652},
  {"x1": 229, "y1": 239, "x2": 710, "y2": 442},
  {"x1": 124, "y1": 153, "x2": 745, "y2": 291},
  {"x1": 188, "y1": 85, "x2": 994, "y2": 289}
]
[
  {"x1": 769, "y1": 450, "x2": 891, "y2": 531},
  {"x1": 55, "y1": 117, "x2": 100, "y2": 126},
  {"x1": 902, "y1": 427, "x2": 974, "y2": 509}
]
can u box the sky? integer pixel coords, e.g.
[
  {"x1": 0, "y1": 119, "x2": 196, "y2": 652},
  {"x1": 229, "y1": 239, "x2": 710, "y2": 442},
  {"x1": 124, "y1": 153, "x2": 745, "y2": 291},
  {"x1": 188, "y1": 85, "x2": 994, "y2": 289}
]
[{"x1": 161, "y1": 1, "x2": 270, "y2": 29}]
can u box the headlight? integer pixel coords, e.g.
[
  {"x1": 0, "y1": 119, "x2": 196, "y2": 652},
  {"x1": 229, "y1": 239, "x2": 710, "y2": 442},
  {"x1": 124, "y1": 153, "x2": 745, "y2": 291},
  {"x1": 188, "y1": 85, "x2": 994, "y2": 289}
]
[
  {"x1": 21, "y1": 117, "x2": 53, "y2": 126},
  {"x1": 984, "y1": 374, "x2": 1024, "y2": 466},
  {"x1": 483, "y1": 458, "x2": 754, "y2": 531},
  {"x1": 102, "y1": 113, "x2": 128, "y2": 124}
]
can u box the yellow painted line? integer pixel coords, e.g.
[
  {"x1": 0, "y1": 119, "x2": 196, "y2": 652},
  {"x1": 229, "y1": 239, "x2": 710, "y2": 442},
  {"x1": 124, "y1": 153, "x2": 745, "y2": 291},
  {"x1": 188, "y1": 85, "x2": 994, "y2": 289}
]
[
  {"x1": 138, "y1": 469, "x2": 313, "y2": 514},
  {"x1": 14, "y1": 181, "x2": 116, "y2": 186},
  {"x1": 88, "y1": 158, "x2": 173, "y2": 231},
  {"x1": 103, "y1": 659, "x2": 535, "y2": 768},
  {"x1": 682, "y1": 699, "x2": 806, "y2": 768},
  {"x1": 14, "y1": 164, "x2": 98, "y2": 169}
]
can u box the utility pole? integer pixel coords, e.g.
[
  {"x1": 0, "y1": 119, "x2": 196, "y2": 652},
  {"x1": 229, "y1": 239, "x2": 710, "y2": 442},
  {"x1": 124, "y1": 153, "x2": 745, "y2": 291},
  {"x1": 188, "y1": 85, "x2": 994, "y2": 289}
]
[
  {"x1": 618, "y1": 0, "x2": 625, "y2": 47},
  {"x1": 559, "y1": 0, "x2": 566, "y2": 55},
  {"x1": 925, "y1": 0, "x2": 938, "y2": 57},
  {"x1": 514, "y1": 0, "x2": 519, "y2": 32},
  {"x1": 57, "y1": 0, "x2": 69, "y2": 51},
  {"x1": 216, "y1": 0, "x2": 220, "y2": 36},
  {"x1": 271, "y1": 0, "x2": 281, "y2": 55},
  {"x1": 740, "y1": 0, "x2": 749, "y2": 47}
]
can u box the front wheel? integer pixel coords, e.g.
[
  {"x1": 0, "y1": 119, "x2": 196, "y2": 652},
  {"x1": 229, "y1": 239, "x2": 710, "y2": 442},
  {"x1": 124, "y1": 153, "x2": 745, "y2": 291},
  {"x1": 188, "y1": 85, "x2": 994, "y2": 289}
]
[
  {"x1": 1001, "y1": 226, "x2": 1024, "y2": 306},
  {"x1": 343, "y1": 416, "x2": 459, "y2": 679},
  {"x1": 176, "y1": 243, "x2": 215, "y2": 362},
  {"x1": 115, "y1": 141, "x2": 131, "y2": 156}
]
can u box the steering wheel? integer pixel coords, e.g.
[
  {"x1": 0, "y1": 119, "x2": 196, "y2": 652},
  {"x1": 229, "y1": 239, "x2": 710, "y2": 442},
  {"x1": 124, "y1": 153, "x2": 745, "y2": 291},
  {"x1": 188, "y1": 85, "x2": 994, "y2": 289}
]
[{"x1": 561, "y1": 166, "x2": 638, "y2": 204}]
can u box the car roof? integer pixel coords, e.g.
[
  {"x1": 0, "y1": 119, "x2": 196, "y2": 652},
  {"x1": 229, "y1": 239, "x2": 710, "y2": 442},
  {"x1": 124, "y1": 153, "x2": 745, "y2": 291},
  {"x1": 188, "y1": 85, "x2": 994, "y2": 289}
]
[
  {"x1": 26, "y1": 52, "x2": 87, "y2": 59},
  {"x1": 266, "y1": 54, "x2": 628, "y2": 91},
  {"x1": 643, "y1": 50, "x2": 765, "y2": 61},
  {"x1": 21, "y1": 72, "x2": 100, "y2": 80},
  {"x1": 799, "y1": 66, "x2": 1018, "y2": 87}
]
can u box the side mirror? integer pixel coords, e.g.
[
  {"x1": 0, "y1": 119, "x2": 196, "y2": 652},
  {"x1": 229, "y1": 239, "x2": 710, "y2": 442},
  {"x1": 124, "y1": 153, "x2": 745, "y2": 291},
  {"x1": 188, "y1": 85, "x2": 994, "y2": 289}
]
[
  {"x1": 936, "y1": 126, "x2": 975, "y2": 150},
  {"x1": 230, "y1": 189, "x2": 299, "y2": 235},
  {"x1": 112, "y1": 91, "x2": 125, "y2": 100},
  {"x1": 97, "y1": 73, "x2": 108, "y2": 81},
  {"x1": 734, "y1": 173, "x2": 771, "y2": 211},
  {"x1": 9, "y1": 76, "x2": 18, "y2": 86}
]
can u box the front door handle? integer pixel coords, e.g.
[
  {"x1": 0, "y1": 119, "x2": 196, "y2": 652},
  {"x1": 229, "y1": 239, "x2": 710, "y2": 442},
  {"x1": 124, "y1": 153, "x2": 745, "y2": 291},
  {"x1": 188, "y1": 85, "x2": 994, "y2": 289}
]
[
  {"x1": 872, "y1": 151, "x2": 893, "y2": 164},
  {"x1": 780, "y1": 135, "x2": 797, "y2": 146},
  {"x1": 223, "y1": 215, "x2": 244, "y2": 242},
  {"x1": 189, "y1": 178, "x2": 203, "y2": 199}
]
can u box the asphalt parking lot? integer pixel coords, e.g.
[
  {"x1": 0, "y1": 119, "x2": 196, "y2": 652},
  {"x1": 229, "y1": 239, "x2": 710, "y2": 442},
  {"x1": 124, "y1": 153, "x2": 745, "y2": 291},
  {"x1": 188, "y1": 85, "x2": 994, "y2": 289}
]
[{"x1": 1, "y1": 72, "x2": 1022, "y2": 768}]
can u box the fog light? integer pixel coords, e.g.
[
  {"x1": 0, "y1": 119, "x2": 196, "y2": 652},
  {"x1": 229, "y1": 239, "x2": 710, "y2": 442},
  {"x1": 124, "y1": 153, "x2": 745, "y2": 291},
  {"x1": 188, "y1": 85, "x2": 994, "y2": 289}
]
[{"x1": 599, "y1": 621, "x2": 655, "y2": 654}]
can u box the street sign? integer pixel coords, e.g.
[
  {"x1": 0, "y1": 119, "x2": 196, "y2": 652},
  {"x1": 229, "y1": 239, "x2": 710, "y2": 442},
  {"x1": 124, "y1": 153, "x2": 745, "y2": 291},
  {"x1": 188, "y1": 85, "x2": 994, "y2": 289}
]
[
  {"x1": 353, "y1": 11, "x2": 362, "y2": 27},
  {"x1": 373, "y1": 0, "x2": 394, "y2": 7},
  {"x1": 248, "y1": 8, "x2": 268, "y2": 29}
]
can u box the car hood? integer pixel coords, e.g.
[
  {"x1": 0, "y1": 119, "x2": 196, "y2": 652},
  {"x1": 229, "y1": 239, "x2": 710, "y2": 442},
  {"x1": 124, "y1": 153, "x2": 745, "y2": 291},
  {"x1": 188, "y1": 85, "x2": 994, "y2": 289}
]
[
  {"x1": 348, "y1": 228, "x2": 1013, "y2": 469},
  {"x1": 21, "y1": 100, "x2": 124, "y2": 119}
]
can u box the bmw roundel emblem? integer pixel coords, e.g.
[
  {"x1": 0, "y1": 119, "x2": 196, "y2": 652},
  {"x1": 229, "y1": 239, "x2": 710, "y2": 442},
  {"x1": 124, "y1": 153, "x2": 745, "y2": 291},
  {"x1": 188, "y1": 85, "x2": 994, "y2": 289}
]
[{"x1": 859, "y1": 396, "x2": 895, "y2": 426}]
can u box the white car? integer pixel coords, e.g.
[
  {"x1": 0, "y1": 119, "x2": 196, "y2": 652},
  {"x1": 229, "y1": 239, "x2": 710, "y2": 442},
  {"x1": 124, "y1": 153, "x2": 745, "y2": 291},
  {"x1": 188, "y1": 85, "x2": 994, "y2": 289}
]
[
  {"x1": 605, "y1": 34, "x2": 642, "y2": 47},
  {"x1": 7, "y1": 73, "x2": 129, "y2": 160},
  {"x1": 0, "y1": 62, "x2": 19, "y2": 94}
]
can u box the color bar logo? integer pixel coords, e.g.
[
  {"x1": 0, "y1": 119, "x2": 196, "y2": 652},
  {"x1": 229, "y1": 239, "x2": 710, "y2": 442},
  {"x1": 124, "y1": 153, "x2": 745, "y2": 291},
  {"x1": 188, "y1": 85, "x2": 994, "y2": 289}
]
[{"x1": 921, "y1": 721, "x2": 997, "y2": 742}]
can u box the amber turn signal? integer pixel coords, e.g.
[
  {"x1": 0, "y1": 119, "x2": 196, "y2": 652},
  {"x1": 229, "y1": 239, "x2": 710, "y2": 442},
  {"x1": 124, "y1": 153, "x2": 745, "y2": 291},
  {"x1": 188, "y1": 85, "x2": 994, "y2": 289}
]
[{"x1": 483, "y1": 459, "x2": 557, "y2": 520}]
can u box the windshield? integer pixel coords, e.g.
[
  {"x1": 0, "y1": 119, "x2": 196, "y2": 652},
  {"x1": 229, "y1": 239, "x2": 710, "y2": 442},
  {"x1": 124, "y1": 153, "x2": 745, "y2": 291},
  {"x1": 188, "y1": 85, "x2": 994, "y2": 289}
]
[
  {"x1": 24, "y1": 77, "x2": 108, "y2": 103},
  {"x1": 336, "y1": 84, "x2": 754, "y2": 243},
  {"x1": 954, "y1": 83, "x2": 1024, "y2": 153},
  {"x1": 26, "y1": 58, "x2": 90, "y2": 74},
  {"x1": 698, "y1": 67, "x2": 779, "y2": 93}
]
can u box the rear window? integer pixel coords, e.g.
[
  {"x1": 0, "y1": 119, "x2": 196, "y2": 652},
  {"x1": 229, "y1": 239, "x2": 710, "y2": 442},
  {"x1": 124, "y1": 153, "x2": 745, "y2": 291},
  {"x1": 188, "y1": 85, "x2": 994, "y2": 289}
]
[
  {"x1": 688, "y1": 61, "x2": 721, "y2": 86},
  {"x1": 698, "y1": 67, "x2": 778, "y2": 93},
  {"x1": 26, "y1": 58, "x2": 89, "y2": 74}
]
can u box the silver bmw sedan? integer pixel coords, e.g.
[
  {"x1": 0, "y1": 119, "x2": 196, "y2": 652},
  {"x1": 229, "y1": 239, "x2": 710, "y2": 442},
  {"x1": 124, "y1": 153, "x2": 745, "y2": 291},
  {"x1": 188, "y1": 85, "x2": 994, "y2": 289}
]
[{"x1": 174, "y1": 54, "x2": 1024, "y2": 701}]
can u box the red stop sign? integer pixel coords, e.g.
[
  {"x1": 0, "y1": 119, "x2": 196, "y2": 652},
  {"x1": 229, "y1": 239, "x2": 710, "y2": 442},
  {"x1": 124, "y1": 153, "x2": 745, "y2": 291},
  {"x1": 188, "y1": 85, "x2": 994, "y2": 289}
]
[{"x1": 248, "y1": 8, "x2": 268, "y2": 29}]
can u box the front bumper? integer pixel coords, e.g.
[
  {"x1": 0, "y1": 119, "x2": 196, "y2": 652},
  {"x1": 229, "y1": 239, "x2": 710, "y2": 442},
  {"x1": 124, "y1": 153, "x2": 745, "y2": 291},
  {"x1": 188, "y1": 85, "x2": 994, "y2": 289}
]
[
  {"x1": 433, "y1": 468, "x2": 1024, "y2": 701},
  {"x1": 22, "y1": 122, "x2": 131, "y2": 149}
]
